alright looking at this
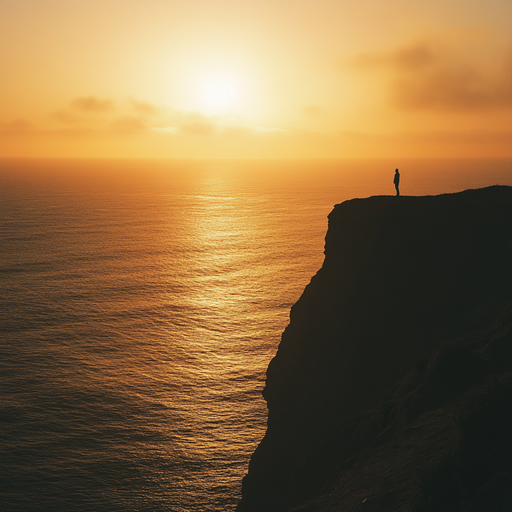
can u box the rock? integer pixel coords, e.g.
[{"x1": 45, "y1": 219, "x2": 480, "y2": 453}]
[{"x1": 237, "y1": 186, "x2": 512, "y2": 512}]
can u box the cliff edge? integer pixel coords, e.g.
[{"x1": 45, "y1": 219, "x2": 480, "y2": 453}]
[{"x1": 237, "y1": 186, "x2": 512, "y2": 512}]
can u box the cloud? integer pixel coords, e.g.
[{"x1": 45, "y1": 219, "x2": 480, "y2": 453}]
[
  {"x1": 179, "y1": 116, "x2": 217, "y2": 135},
  {"x1": 50, "y1": 96, "x2": 164, "y2": 133},
  {"x1": 110, "y1": 116, "x2": 147, "y2": 132},
  {"x1": 7, "y1": 94, "x2": 292, "y2": 144},
  {"x1": 129, "y1": 98, "x2": 160, "y2": 115},
  {"x1": 51, "y1": 110, "x2": 80, "y2": 125},
  {"x1": 50, "y1": 96, "x2": 116, "y2": 126},
  {"x1": 351, "y1": 41, "x2": 512, "y2": 111},
  {"x1": 1, "y1": 118, "x2": 34, "y2": 132},
  {"x1": 71, "y1": 96, "x2": 113, "y2": 113},
  {"x1": 352, "y1": 43, "x2": 434, "y2": 70},
  {"x1": 48, "y1": 96, "x2": 222, "y2": 136}
]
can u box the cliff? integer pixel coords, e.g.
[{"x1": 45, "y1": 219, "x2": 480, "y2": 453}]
[{"x1": 237, "y1": 186, "x2": 512, "y2": 512}]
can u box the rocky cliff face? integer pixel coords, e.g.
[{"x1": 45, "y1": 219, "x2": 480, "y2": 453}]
[{"x1": 237, "y1": 186, "x2": 512, "y2": 512}]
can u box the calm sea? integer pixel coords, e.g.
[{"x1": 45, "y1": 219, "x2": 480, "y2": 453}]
[{"x1": 1, "y1": 158, "x2": 511, "y2": 511}]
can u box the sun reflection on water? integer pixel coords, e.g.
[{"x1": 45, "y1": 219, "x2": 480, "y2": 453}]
[{"x1": 156, "y1": 170, "x2": 286, "y2": 492}]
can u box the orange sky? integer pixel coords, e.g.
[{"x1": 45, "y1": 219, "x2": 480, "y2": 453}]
[{"x1": 1, "y1": 0, "x2": 511, "y2": 158}]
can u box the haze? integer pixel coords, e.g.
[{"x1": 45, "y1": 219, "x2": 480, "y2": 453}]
[{"x1": 1, "y1": 0, "x2": 511, "y2": 158}]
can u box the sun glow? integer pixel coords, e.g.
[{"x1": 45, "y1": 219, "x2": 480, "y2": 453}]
[
  {"x1": 200, "y1": 75, "x2": 239, "y2": 113},
  {"x1": 2, "y1": 0, "x2": 512, "y2": 158}
]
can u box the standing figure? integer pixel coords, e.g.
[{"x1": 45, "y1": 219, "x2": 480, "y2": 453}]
[{"x1": 394, "y1": 168, "x2": 400, "y2": 196}]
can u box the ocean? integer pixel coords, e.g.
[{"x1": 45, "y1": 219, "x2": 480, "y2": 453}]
[{"x1": 1, "y1": 157, "x2": 511, "y2": 511}]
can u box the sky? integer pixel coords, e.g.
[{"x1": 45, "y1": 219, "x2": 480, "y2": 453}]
[{"x1": 1, "y1": 0, "x2": 511, "y2": 158}]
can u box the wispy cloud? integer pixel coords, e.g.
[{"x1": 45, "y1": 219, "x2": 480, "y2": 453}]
[
  {"x1": 129, "y1": 98, "x2": 160, "y2": 115},
  {"x1": 49, "y1": 96, "x2": 164, "y2": 133},
  {"x1": 71, "y1": 96, "x2": 114, "y2": 113},
  {"x1": 0, "y1": 118, "x2": 34, "y2": 132},
  {"x1": 352, "y1": 43, "x2": 434, "y2": 70},
  {"x1": 13, "y1": 92, "x2": 295, "y2": 142},
  {"x1": 50, "y1": 110, "x2": 80, "y2": 125},
  {"x1": 180, "y1": 119, "x2": 217, "y2": 135},
  {"x1": 351, "y1": 40, "x2": 512, "y2": 111},
  {"x1": 110, "y1": 116, "x2": 147, "y2": 133}
]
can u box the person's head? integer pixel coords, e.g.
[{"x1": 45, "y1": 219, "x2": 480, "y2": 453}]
[{"x1": 395, "y1": 169, "x2": 399, "y2": 173}]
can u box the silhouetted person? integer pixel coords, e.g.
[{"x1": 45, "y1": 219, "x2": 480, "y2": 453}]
[{"x1": 394, "y1": 169, "x2": 400, "y2": 196}]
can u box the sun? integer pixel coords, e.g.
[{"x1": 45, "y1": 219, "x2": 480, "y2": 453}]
[{"x1": 200, "y1": 75, "x2": 239, "y2": 113}]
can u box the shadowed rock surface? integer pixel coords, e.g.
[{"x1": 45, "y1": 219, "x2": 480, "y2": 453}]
[{"x1": 237, "y1": 186, "x2": 512, "y2": 512}]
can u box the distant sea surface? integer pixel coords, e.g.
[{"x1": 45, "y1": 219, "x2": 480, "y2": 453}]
[{"x1": 1, "y1": 158, "x2": 511, "y2": 511}]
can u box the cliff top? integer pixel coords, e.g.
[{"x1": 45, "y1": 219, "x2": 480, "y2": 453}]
[{"x1": 239, "y1": 186, "x2": 512, "y2": 512}]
